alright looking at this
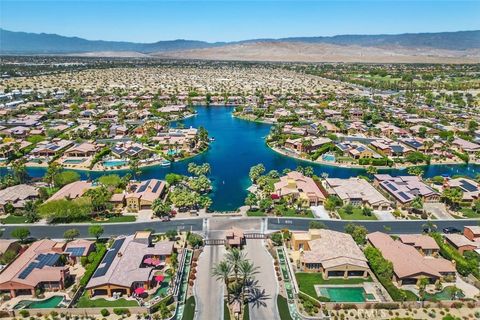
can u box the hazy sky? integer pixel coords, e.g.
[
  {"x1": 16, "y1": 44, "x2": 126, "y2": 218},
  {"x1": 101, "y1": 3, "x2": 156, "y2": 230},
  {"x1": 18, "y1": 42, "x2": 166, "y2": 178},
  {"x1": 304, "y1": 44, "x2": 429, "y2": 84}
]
[{"x1": 1, "y1": 1, "x2": 479, "y2": 42}]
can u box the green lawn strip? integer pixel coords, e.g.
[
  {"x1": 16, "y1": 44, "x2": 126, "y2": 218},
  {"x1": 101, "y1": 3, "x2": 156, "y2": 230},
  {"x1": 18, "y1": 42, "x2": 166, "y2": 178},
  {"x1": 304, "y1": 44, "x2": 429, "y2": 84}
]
[
  {"x1": 338, "y1": 208, "x2": 377, "y2": 220},
  {"x1": 460, "y1": 208, "x2": 480, "y2": 218},
  {"x1": 224, "y1": 300, "x2": 231, "y2": 320},
  {"x1": 76, "y1": 295, "x2": 138, "y2": 308},
  {"x1": 275, "y1": 205, "x2": 314, "y2": 218},
  {"x1": 246, "y1": 209, "x2": 266, "y2": 217},
  {"x1": 295, "y1": 272, "x2": 371, "y2": 298},
  {"x1": 242, "y1": 303, "x2": 249, "y2": 320},
  {"x1": 276, "y1": 295, "x2": 293, "y2": 320},
  {"x1": 1, "y1": 215, "x2": 29, "y2": 224},
  {"x1": 182, "y1": 296, "x2": 196, "y2": 320},
  {"x1": 92, "y1": 215, "x2": 137, "y2": 223}
]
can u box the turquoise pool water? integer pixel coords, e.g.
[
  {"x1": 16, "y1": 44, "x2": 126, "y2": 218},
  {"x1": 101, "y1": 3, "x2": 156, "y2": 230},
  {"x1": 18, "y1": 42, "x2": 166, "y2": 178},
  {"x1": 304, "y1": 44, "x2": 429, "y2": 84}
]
[
  {"x1": 103, "y1": 160, "x2": 127, "y2": 167},
  {"x1": 153, "y1": 275, "x2": 171, "y2": 298},
  {"x1": 9, "y1": 106, "x2": 480, "y2": 211},
  {"x1": 14, "y1": 296, "x2": 64, "y2": 309},
  {"x1": 318, "y1": 287, "x2": 373, "y2": 302},
  {"x1": 63, "y1": 158, "x2": 85, "y2": 164},
  {"x1": 322, "y1": 154, "x2": 336, "y2": 162}
]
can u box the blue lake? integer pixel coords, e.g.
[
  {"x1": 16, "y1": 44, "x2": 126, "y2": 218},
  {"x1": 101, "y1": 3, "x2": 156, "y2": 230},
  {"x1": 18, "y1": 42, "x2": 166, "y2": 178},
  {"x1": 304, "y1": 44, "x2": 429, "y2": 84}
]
[{"x1": 3, "y1": 106, "x2": 480, "y2": 211}]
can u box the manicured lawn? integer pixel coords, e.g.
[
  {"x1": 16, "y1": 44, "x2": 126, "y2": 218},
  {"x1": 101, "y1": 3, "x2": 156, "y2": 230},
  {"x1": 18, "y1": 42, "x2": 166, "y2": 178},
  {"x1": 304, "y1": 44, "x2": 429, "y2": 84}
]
[
  {"x1": 92, "y1": 215, "x2": 136, "y2": 223},
  {"x1": 0, "y1": 215, "x2": 29, "y2": 224},
  {"x1": 76, "y1": 295, "x2": 138, "y2": 308},
  {"x1": 276, "y1": 295, "x2": 293, "y2": 320},
  {"x1": 295, "y1": 272, "x2": 371, "y2": 298},
  {"x1": 182, "y1": 296, "x2": 196, "y2": 320},
  {"x1": 338, "y1": 208, "x2": 377, "y2": 220},
  {"x1": 460, "y1": 208, "x2": 480, "y2": 218},
  {"x1": 275, "y1": 205, "x2": 314, "y2": 218},
  {"x1": 246, "y1": 209, "x2": 266, "y2": 217}
]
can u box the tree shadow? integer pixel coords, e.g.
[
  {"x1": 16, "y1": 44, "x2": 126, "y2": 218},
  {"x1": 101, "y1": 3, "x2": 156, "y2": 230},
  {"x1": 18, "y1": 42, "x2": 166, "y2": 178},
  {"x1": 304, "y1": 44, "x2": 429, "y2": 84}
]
[{"x1": 246, "y1": 279, "x2": 270, "y2": 309}]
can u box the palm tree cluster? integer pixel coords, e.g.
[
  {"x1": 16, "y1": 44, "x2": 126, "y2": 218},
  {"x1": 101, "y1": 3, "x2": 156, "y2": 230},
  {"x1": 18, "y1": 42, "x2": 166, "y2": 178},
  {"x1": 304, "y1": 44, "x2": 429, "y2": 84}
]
[{"x1": 211, "y1": 248, "x2": 260, "y2": 313}]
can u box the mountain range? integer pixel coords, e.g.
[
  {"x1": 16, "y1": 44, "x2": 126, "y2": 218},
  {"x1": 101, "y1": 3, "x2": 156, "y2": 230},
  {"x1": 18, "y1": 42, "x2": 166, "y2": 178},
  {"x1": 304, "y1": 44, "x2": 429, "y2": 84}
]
[{"x1": 1, "y1": 29, "x2": 479, "y2": 63}]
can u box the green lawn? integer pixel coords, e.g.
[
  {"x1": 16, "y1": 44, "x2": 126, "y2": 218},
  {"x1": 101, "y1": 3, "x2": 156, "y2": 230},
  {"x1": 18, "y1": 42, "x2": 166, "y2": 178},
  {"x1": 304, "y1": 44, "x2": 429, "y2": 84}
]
[
  {"x1": 295, "y1": 272, "x2": 371, "y2": 298},
  {"x1": 246, "y1": 209, "x2": 266, "y2": 217},
  {"x1": 276, "y1": 295, "x2": 293, "y2": 320},
  {"x1": 0, "y1": 215, "x2": 29, "y2": 224},
  {"x1": 182, "y1": 296, "x2": 196, "y2": 320},
  {"x1": 92, "y1": 215, "x2": 137, "y2": 223},
  {"x1": 76, "y1": 295, "x2": 138, "y2": 308},
  {"x1": 460, "y1": 208, "x2": 480, "y2": 218},
  {"x1": 338, "y1": 208, "x2": 377, "y2": 220},
  {"x1": 274, "y1": 205, "x2": 314, "y2": 218}
]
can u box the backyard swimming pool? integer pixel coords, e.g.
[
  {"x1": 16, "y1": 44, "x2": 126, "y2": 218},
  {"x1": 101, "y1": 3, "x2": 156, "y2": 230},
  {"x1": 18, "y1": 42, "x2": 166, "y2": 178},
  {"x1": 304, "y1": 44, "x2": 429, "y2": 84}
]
[
  {"x1": 322, "y1": 153, "x2": 336, "y2": 162},
  {"x1": 102, "y1": 160, "x2": 127, "y2": 167},
  {"x1": 63, "y1": 158, "x2": 85, "y2": 164},
  {"x1": 14, "y1": 296, "x2": 64, "y2": 309},
  {"x1": 317, "y1": 286, "x2": 375, "y2": 302}
]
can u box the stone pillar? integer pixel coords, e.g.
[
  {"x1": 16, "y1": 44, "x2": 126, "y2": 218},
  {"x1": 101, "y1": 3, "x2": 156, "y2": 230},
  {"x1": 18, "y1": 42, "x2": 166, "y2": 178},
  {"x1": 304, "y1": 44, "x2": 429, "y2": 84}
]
[
  {"x1": 30, "y1": 289, "x2": 35, "y2": 296},
  {"x1": 344, "y1": 270, "x2": 348, "y2": 279},
  {"x1": 10, "y1": 289, "x2": 16, "y2": 298},
  {"x1": 107, "y1": 287, "x2": 112, "y2": 297}
]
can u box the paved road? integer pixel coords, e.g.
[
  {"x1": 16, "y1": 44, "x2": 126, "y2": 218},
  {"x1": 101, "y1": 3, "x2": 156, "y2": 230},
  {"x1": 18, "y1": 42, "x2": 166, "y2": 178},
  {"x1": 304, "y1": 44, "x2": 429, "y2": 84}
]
[
  {"x1": 245, "y1": 238, "x2": 280, "y2": 320},
  {"x1": 1, "y1": 217, "x2": 480, "y2": 240},
  {"x1": 194, "y1": 230, "x2": 226, "y2": 320},
  {"x1": 267, "y1": 217, "x2": 480, "y2": 234},
  {"x1": 0, "y1": 219, "x2": 204, "y2": 239}
]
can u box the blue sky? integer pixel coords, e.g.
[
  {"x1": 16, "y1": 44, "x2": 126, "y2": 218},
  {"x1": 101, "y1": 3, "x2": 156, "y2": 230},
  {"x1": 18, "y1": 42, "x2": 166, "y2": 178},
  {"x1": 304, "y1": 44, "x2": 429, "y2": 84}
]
[{"x1": 1, "y1": 1, "x2": 479, "y2": 42}]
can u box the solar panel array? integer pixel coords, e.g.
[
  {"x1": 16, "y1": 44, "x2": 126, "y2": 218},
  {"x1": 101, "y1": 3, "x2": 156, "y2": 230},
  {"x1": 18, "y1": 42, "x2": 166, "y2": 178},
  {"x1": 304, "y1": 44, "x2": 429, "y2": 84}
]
[
  {"x1": 65, "y1": 247, "x2": 85, "y2": 257},
  {"x1": 460, "y1": 180, "x2": 478, "y2": 192},
  {"x1": 92, "y1": 238, "x2": 125, "y2": 278},
  {"x1": 151, "y1": 180, "x2": 162, "y2": 193},
  {"x1": 137, "y1": 180, "x2": 151, "y2": 193},
  {"x1": 18, "y1": 253, "x2": 61, "y2": 279}
]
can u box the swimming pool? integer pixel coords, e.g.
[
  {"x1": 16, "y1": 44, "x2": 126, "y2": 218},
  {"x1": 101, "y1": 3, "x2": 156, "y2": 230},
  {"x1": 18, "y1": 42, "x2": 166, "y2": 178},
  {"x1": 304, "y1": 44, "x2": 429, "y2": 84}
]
[
  {"x1": 102, "y1": 160, "x2": 127, "y2": 167},
  {"x1": 14, "y1": 296, "x2": 64, "y2": 309},
  {"x1": 317, "y1": 286, "x2": 374, "y2": 302},
  {"x1": 322, "y1": 154, "x2": 336, "y2": 162},
  {"x1": 63, "y1": 158, "x2": 85, "y2": 164}
]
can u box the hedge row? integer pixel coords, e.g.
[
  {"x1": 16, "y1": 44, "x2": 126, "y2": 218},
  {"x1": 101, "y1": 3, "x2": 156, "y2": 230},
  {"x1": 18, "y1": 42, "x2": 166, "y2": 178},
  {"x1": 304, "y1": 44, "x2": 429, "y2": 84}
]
[
  {"x1": 431, "y1": 233, "x2": 479, "y2": 277},
  {"x1": 79, "y1": 244, "x2": 107, "y2": 287}
]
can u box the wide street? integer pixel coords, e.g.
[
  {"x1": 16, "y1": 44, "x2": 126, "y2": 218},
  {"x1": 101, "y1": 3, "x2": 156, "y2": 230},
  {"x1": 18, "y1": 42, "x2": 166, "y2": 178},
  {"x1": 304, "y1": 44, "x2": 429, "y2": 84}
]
[{"x1": 1, "y1": 216, "x2": 480, "y2": 240}]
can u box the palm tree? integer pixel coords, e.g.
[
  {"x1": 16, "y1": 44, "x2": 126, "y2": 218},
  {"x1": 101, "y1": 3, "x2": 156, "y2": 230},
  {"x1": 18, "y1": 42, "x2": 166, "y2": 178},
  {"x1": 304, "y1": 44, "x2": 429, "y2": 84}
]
[
  {"x1": 212, "y1": 260, "x2": 233, "y2": 300},
  {"x1": 238, "y1": 259, "x2": 259, "y2": 303},
  {"x1": 225, "y1": 248, "x2": 246, "y2": 282}
]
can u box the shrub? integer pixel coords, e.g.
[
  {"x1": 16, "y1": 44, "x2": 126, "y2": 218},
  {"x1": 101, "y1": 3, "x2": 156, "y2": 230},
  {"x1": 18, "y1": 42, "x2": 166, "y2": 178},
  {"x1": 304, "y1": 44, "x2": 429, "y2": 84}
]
[
  {"x1": 113, "y1": 308, "x2": 130, "y2": 316},
  {"x1": 100, "y1": 309, "x2": 109, "y2": 317},
  {"x1": 19, "y1": 310, "x2": 29, "y2": 318},
  {"x1": 373, "y1": 303, "x2": 399, "y2": 310},
  {"x1": 80, "y1": 244, "x2": 107, "y2": 286}
]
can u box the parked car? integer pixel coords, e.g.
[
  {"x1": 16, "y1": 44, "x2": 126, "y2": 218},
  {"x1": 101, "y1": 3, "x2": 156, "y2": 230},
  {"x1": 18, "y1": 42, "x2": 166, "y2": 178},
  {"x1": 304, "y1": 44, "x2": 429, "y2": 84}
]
[{"x1": 443, "y1": 227, "x2": 461, "y2": 234}]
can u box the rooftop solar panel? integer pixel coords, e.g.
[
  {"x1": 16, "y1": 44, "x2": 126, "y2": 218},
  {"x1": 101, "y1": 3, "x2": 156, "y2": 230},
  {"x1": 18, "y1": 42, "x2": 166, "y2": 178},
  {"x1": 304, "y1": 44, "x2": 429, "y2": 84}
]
[
  {"x1": 398, "y1": 191, "x2": 412, "y2": 201},
  {"x1": 151, "y1": 181, "x2": 161, "y2": 193},
  {"x1": 18, "y1": 262, "x2": 37, "y2": 279},
  {"x1": 66, "y1": 247, "x2": 85, "y2": 257},
  {"x1": 460, "y1": 180, "x2": 478, "y2": 192},
  {"x1": 92, "y1": 238, "x2": 125, "y2": 278},
  {"x1": 137, "y1": 180, "x2": 151, "y2": 193}
]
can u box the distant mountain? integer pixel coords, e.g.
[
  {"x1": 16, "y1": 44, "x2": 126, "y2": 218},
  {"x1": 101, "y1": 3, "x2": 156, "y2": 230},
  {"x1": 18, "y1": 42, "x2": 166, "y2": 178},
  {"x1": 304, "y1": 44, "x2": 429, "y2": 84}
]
[{"x1": 1, "y1": 29, "x2": 479, "y2": 54}]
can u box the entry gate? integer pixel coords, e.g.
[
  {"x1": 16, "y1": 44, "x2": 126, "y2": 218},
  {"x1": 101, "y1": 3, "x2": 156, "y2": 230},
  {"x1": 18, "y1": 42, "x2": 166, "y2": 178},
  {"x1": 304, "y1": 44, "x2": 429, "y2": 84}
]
[
  {"x1": 205, "y1": 239, "x2": 226, "y2": 246},
  {"x1": 244, "y1": 233, "x2": 266, "y2": 239}
]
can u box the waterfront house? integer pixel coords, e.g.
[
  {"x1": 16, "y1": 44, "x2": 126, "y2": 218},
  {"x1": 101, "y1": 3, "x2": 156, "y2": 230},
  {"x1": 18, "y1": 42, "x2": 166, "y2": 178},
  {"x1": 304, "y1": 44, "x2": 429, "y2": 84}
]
[
  {"x1": 374, "y1": 174, "x2": 440, "y2": 207},
  {"x1": 274, "y1": 171, "x2": 326, "y2": 206},
  {"x1": 30, "y1": 139, "x2": 73, "y2": 158},
  {"x1": 0, "y1": 184, "x2": 39, "y2": 213},
  {"x1": 324, "y1": 178, "x2": 390, "y2": 210},
  {"x1": 64, "y1": 142, "x2": 100, "y2": 158},
  {"x1": 368, "y1": 232, "x2": 455, "y2": 285},
  {"x1": 452, "y1": 138, "x2": 480, "y2": 155},
  {"x1": 443, "y1": 177, "x2": 480, "y2": 205},
  {"x1": 125, "y1": 179, "x2": 166, "y2": 212},
  {"x1": 292, "y1": 229, "x2": 370, "y2": 279},
  {"x1": 47, "y1": 181, "x2": 93, "y2": 202},
  {"x1": 86, "y1": 231, "x2": 173, "y2": 297}
]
